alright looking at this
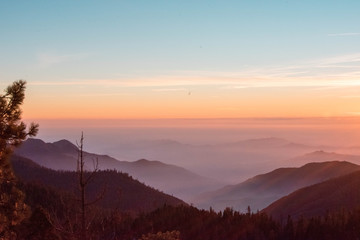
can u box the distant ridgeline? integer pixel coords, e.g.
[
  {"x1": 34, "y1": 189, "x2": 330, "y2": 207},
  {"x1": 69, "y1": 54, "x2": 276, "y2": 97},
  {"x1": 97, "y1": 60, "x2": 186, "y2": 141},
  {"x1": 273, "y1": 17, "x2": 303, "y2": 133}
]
[{"x1": 14, "y1": 138, "x2": 224, "y2": 202}]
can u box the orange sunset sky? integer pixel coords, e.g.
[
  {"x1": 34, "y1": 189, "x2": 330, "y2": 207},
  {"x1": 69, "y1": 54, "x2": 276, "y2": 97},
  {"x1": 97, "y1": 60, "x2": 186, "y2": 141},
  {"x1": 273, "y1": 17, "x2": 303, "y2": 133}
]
[
  {"x1": 1, "y1": 1, "x2": 360, "y2": 120},
  {"x1": 17, "y1": 78, "x2": 360, "y2": 119}
]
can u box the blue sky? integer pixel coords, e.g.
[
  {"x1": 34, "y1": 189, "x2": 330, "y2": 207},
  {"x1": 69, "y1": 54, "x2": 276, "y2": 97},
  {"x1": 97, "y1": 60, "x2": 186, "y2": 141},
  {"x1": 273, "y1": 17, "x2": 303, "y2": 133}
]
[{"x1": 1, "y1": 0, "x2": 360, "y2": 118}]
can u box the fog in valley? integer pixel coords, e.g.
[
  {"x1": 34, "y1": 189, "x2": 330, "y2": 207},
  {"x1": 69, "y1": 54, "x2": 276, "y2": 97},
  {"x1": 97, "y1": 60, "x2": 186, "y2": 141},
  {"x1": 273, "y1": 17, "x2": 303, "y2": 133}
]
[{"x1": 33, "y1": 117, "x2": 360, "y2": 184}]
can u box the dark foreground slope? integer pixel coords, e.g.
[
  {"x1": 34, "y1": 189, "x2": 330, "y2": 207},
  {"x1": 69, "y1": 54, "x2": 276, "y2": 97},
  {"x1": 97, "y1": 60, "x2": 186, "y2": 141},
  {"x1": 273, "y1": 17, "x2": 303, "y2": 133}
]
[
  {"x1": 263, "y1": 170, "x2": 360, "y2": 219},
  {"x1": 194, "y1": 161, "x2": 360, "y2": 211},
  {"x1": 11, "y1": 154, "x2": 185, "y2": 214},
  {"x1": 110, "y1": 204, "x2": 360, "y2": 240},
  {"x1": 10, "y1": 155, "x2": 360, "y2": 240}
]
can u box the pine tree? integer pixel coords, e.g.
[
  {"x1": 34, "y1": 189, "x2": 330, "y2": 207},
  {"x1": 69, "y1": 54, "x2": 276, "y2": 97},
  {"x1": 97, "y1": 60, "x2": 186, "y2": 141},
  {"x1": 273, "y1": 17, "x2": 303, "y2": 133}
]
[{"x1": 0, "y1": 80, "x2": 38, "y2": 239}]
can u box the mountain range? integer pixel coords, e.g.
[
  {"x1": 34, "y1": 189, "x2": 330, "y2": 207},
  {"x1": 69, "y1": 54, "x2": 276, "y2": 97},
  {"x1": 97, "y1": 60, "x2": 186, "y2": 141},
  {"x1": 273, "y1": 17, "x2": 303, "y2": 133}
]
[
  {"x1": 15, "y1": 137, "x2": 360, "y2": 216},
  {"x1": 193, "y1": 161, "x2": 360, "y2": 212},
  {"x1": 10, "y1": 149, "x2": 360, "y2": 239},
  {"x1": 14, "y1": 138, "x2": 223, "y2": 201},
  {"x1": 101, "y1": 137, "x2": 346, "y2": 183}
]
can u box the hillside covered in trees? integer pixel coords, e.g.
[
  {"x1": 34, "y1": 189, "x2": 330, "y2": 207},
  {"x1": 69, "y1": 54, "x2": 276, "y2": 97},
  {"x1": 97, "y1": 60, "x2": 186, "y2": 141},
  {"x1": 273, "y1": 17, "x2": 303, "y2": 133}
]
[
  {"x1": 8, "y1": 153, "x2": 360, "y2": 239},
  {"x1": 11, "y1": 154, "x2": 185, "y2": 214},
  {"x1": 10, "y1": 190, "x2": 360, "y2": 240}
]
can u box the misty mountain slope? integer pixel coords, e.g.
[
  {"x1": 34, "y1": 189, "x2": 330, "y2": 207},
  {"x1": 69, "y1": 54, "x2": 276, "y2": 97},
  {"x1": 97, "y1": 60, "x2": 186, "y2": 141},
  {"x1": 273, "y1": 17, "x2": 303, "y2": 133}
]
[
  {"x1": 104, "y1": 137, "x2": 339, "y2": 183},
  {"x1": 10, "y1": 154, "x2": 185, "y2": 213},
  {"x1": 118, "y1": 158, "x2": 224, "y2": 201},
  {"x1": 15, "y1": 138, "x2": 223, "y2": 201},
  {"x1": 193, "y1": 161, "x2": 360, "y2": 212},
  {"x1": 218, "y1": 137, "x2": 298, "y2": 149},
  {"x1": 290, "y1": 150, "x2": 360, "y2": 165},
  {"x1": 15, "y1": 138, "x2": 129, "y2": 171},
  {"x1": 263, "y1": 170, "x2": 360, "y2": 220}
]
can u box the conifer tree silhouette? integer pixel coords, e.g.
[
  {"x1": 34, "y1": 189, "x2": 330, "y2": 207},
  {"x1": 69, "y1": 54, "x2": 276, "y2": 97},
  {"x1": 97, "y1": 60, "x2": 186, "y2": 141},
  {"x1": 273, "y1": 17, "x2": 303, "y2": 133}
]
[{"x1": 0, "y1": 80, "x2": 38, "y2": 238}]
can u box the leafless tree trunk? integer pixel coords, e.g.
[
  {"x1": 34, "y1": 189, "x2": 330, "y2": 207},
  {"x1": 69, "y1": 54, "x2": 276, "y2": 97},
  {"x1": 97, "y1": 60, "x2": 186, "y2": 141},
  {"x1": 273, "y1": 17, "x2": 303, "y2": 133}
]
[
  {"x1": 77, "y1": 133, "x2": 87, "y2": 240},
  {"x1": 76, "y1": 132, "x2": 104, "y2": 240}
]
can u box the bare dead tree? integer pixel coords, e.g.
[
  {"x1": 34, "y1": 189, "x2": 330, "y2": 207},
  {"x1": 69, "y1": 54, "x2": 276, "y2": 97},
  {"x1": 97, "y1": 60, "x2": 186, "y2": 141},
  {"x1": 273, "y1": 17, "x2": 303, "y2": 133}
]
[
  {"x1": 76, "y1": 132, "x2": 105, "y2": 240},
  {"x1": 44, "y1": 133, "x2": 106, "y2": 240}
]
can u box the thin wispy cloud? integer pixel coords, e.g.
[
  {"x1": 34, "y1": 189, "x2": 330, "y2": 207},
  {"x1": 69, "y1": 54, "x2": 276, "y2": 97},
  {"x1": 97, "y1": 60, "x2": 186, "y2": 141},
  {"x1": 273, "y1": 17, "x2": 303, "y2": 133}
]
[
  {"x1": 29, "y1": 77, "x2": 360, "y2": 92},
  {"x1": 35, "y1": 52, "x2": 90, "y2": 68},
  {"x1": 28, "y1": 53, "x2": 360, "y2": 90},
  {"x1": 29, "y1": 78, "x2": 211, "y2": 87},
  {"x1": 176, "y1": 53, "x2": 360, "y2": 80},
  {"x1": 314, "y1": 53, "x2": 360, "y2": 65},
  {"x1": 222, "y1": 80, "x2": 360, "y2": 90}
]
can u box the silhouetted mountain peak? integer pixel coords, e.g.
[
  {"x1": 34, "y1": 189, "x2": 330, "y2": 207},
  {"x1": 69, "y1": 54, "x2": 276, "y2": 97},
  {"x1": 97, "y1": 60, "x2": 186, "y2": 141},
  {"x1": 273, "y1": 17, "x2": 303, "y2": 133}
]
[
  {"x1": 52, "y1": 139, "x2": 78, "y2": 153},
  {"x1": 21, "y1": 138, "x2": 46, "y2": 146},
  {"x1": 134, "y1": 159, "x2": 163, "y2": 166},
  {"x1": 17, "y1": 138, "x2": 56, "y2": 154}
]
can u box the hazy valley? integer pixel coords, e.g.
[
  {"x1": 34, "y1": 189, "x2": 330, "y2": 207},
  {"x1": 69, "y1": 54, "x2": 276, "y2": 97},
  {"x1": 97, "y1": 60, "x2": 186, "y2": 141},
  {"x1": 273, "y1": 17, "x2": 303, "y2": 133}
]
[{"x1": 14, "y1": 135, "x2": 360, "y2": 214}]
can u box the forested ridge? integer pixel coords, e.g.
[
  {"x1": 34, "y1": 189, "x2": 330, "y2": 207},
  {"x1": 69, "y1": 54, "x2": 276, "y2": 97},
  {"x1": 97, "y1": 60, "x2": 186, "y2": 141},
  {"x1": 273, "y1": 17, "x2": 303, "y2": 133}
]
[
  {"x1": 9, "y1": 155, "x2": 360, "y2": 240},
  {"x1": 11, "y1": 154, "x2": 185, "y2": 213},
  {"x1": 10, "y1": 186, "x2": 360, "y2": 240}
]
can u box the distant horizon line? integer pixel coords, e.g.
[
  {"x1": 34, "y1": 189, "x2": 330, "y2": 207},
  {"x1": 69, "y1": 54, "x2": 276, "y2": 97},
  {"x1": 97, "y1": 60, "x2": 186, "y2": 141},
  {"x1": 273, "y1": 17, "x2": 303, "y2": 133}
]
[{"x1": 24, "y1": 116, "x2": 360, "y2": 121}]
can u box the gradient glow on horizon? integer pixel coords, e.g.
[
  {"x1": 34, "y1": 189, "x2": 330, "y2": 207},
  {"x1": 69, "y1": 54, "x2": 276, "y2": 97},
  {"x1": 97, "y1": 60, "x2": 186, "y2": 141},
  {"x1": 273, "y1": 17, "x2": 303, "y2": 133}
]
[{"x1": 1, "y1": 1, "x2": 360, "y2": 119}]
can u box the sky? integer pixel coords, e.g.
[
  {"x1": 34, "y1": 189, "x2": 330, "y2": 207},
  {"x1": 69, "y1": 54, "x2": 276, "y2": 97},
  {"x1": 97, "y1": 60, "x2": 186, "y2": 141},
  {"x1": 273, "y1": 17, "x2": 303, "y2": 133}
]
[{"x1": 1, "y1": 0, "x2": 360, "y2": 119}]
